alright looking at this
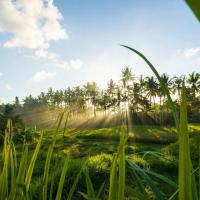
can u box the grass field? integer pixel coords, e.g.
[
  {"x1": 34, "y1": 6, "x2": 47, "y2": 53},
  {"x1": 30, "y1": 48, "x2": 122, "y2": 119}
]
[{"x1": 8, "y1": 123, "x2": 199, "y2": 199}]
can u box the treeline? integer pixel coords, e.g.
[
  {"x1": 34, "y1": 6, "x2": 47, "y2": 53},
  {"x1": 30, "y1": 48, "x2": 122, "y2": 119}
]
[{"x1": 2, "y1": 67, "x2": 200, "y2": 123}]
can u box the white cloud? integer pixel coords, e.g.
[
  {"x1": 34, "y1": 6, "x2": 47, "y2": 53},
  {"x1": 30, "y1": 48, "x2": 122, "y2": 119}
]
[
  {"x1": 34, "y1": 49, "x2": 57, "y2": 60},
  {"x1": 57, "y1": 61, "x2": 69, "y2": 69},
  {"x1": 0, "y1": 97, "x2": 6, "y2": 104},
  {"x1": 0, "y1": 72, "x2": 3, "y2": 79},
  {"x1": 32, "y1": 70, "x2": 56, "y2": 82},
  {"x1": 70, "y1": 59, "x2": 83, "y2": 69},
  {"x1": 5, "y1": 84, "x2": 11, "y2": 90},
  {"x1": 57, "y1": 59, "x2": 83, "y2": 70},
  {"x1": 0, "y1": 0, "x2": 68, "y2": 49},
  {"x1": 183, "y1": 48, "x2": 200, "y2": 57}
]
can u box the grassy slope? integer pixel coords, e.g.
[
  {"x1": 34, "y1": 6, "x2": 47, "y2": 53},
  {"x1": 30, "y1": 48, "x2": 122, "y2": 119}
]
[{"x1": 11, "y1": 124, "x2": 200, "y2": 199}]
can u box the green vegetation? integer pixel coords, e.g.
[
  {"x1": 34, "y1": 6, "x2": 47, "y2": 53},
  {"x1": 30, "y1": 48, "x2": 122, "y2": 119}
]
[{"x1": 0, "y1": 43, "x2": 200, "y2": 199}]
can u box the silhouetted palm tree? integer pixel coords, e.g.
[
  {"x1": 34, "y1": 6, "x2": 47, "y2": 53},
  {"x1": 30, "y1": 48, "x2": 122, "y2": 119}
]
[
  {"x1": 121, "y1": 67, "x2": 134, "y2": 108},
  {"x1": 187, "y1": 72, "x2": 200, "y2": 97},
  {"x1": 172, "y1": 75, "x2": 184, "y2": 98},
  {"x1": 145, "y1": 76, "x2": 158, "y2": 110}
]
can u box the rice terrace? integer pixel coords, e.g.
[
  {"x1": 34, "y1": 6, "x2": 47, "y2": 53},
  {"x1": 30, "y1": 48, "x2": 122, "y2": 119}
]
[{"x1": 0, "y1": 1, "x2": 200, "y2": 200}]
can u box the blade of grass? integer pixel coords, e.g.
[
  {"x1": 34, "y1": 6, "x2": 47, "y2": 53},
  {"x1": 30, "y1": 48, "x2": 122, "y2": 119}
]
[
  {"x1": 185, "y1": 0, "x2": 200, "y2": 21},
  {"x1": 127, "y1": 159, "x2": 163, "y2": 200},
  {"x1": 108, "y1": 154, "x2": 118, "y2": 200},
  {"x1": 118, "y1": 131, "x2": 125, "y2": 200},
  {"x1": 42, "y1": 112, "x2": 65, "y2": 200},
  {"x1": 25, "y1": 131, "x2": 44, "y2": 193},
  {"x1": 67, "y1": 164, "x2": 84, "y2": 200},
  {"x1": 96, "y1": 182, "x2": 105, "y2": 199},
  {"x1": 199, "y1": 146, "x2": 200, "y2": 199},
  {"x1": 178, "y1": 82, "x2": 192, "y2": 200},
  {"x1": 84, "y1": 168, "x2": 95, "y2": 198},
  {"x1": 55, "y1": 157, "x2": 69, "y2": 200},
  {"x1": 121, "y1": 45, "x2": 179, "y2": 131}
]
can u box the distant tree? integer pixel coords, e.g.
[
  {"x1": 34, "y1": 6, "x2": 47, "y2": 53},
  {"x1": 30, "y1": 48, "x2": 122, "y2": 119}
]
[
  {"x1": 84, "y1": 82, "x2": 99, "y2": 117},
  {"x1": 187, "y1": 72, "x2": 200, "y2": 98},
  {"x1": 172, "y1": 75, "x2": 184, "y2": 98},
  {"x1": 120, "y1": 67, "x2": 134, "y2": 108},
  {"x1": 145, "y1": 76, "x2": 158, "y2": 110},
  {"x1": 14, "y1": 96, "x2": 21, "y2": 108}
]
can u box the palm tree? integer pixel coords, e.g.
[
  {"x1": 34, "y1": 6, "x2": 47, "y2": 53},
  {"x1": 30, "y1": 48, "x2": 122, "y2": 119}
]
[
  {"x1": 98, "y1": 91, "x2": 110, "y2": 113},
  {"x1": 84, "y1": 82, "x2": 99, "y2": 117},
  {"x1": 107, "y1": 79, "x2": 116, "y2": 96},
  {"x1": 187, "y1": 72, "x2": 200, "y2": 98},
  {"x1": 144, "y1": 76, "x2": 158, "y2": 110},
  {"x1": 14, "y1": 96, "x2": 21, "y2": 108},
  {"x1": 73, "y1": 86, "x2": 86, "y2": 112},
  {"x1": 38, "y1": 92, "x2": 47, "y2": 105},
  {"x1": 121, "y1": 67, "x2": 134, "y2": 108},
  {"x1": 47, "y1": 87, "x2": 54, "y2": 105},
  {"x1": 107, "y1": 79, "x2": 117, "y2": 111},
  {"x1": 121, "y1": 67, "x2": 133, "y2": 88},
  {"x1": 172, "y1": 75, "x2": 184, "y2": 98},
  {"x1": 160, "y1": 73, "x2": 174, "y2": 110}
]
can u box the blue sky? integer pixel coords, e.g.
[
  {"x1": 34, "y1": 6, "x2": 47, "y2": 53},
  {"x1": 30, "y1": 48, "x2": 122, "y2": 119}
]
[{"x1": 0, "y1": 0, "x2": 199, "y2": 103}]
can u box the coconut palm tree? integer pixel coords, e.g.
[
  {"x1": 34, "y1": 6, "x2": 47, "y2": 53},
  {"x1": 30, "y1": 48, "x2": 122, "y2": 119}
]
[
  {"x1": 47, "y1": 87, "x2": 54, "y2": 105},
  {"x1": 187, "y1": 72, "x2": 200, "y2": 98},
  {"x1": 121, "y1": 66, "x2": 134, "y2": 88},
  {"x1": 84, "y1": 82, "x2": 99, "y2": 117},
  {"x1": 120, "y1": 67, "x2": 134, "y2": 109},
  {"x1": 144, "y1": 76, "x2": 158, "y2": 110},
  {"x1": 173, "y1": 75, "x2": 185, "y2": 98},
  {"x1": 107, "y1": 79, "x2": 117, "y2": 111}
]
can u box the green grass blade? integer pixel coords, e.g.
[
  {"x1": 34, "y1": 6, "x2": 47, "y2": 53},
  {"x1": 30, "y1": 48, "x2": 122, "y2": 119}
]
[
  {"x1": 130, "y1": 169, "x2": 146, "y2": 194},
  {"x1": 84, "y1": 168, "x2": 95, "y2": 198},
  {"x1": 67, "y1": 166, "x2": 83, "y2": 200},
  {"x1": 43, "y1": 112, "x2": 65, "y2": 200},
  {"x1": 55, "y1": 157, "x2": 69, "y2": 200},
  {"x1": 144, "y1": 170, "x2": 177, "y2": 188},
  {"x1": 25, "y1": 131, "x2": 44, "y2": 193},
  {"x1": 199, "y1": 146, "x2": 200, "y2": 199},
  {"x1": 121, "y1": 45, "x2": 179, "y2": 131},
  {"x1": 191, "y1": 164, "x2": 198, "y2": 200},
  {"x1": 63, "y1": 112, "x2": 70, "y2": 138},
  {"x1": 118, "y1": 132, "x2": 125, "y2": 200},
  {"x1": 9, "y1": 149, "x2": 16, "y2": 199},
  {"x1": 15, "y1": 146, "x2": 28, "y2": 199},
  {"x1": 178, "y1": 82, "x2": 192, "y2": 200},
  {"x1": 0, "y1": 123, "x2": 10, "y2": 199},
  {"x1": 96, "y1": 182, "x2": 105, "y2": 199},
  {"x1": 127, "y1": 159, "x2": 163, "y2": 200},
  {"x1": 108, "y1": 154, "x2": 118, "y2": 200},
  {"x1": 185, "y1": 0, "x2": 200, "y2": 21},
  {"x1": 49, "y1": 174, "x2": 55, "y2": 200}
]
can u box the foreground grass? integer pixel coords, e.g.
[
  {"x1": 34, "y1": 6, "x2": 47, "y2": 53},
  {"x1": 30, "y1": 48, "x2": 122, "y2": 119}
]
[{"x1": 3, "y1": 124, "x2": 196, "y2": 199}]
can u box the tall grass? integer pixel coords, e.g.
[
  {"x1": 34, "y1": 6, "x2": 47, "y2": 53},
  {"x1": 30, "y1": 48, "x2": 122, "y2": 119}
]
[
  {"x1": 0, "y1": 112, "x2": 80, "y2": 200},
  {"x1": 122, "y1": 45, "x2": 199, "y2": 200}
]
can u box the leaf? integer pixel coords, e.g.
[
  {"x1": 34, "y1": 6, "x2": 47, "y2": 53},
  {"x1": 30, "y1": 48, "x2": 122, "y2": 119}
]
[
  {"x1": 185, "y1": 0, "x2": 200, "y2": 21},
  {"x1": 178, "y1": 82, "x2": 192, "y2": 200},
  {"x1": 108, "y1": 154, "x2": 118, "y2": 200},
  {"x1": 67, "y1": 164, "x2": 84, "y2": 200},
  {"x1": 55, "y1": 157, "x2": 69, "y2": 200},
  {"x1": 121, "y1": 45, "x2": 179, "y2": 131},
  {"x1": 118, "y1": 131, "x2": 126, "y2": 200},
  {"x1": 84, "y1": 168, "x2": 95, "y2": 198},
  {"x1": 25, "y1": 131, "x2": 43, "y2": 193},
  {"x1": 43, "y1": 112, "x2": 65, "y2": 200},
  {"x1": 127, "y1": 159, "x2": 163, "y2": 200}
]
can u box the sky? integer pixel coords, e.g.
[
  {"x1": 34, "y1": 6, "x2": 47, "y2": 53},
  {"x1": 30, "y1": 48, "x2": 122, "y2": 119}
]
[{"x1": 0, "y1": 0, "x2": 199, "y2": 103}]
